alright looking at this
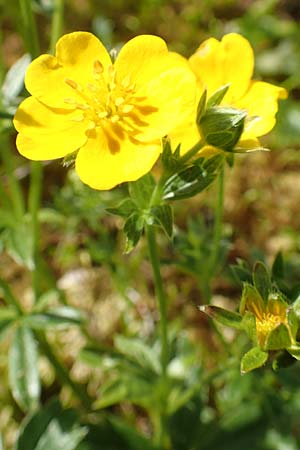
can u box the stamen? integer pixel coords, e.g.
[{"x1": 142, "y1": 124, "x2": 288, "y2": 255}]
[
  {"x1": 111, "y1": 114, "x2": 120, "y2": 123},
  {"x1": 93, "y1": 60, "x2": 104, "y2": 75},
  {"x1": 65, "y1": 78, "x2": 79, "y2": 90},
  {"x1": 121, "y1": 104, "x2": 134, "y2": 114},
  {"x1": 98, "y1": 111, "x2": 108, "y2": 119}
]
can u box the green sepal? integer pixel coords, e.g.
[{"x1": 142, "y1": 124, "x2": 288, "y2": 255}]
[
  {"x1": 198, "y1": 106, "x2": 247, "y2": 152},
  {"x1": 196, "y1": 89, "x2": 207, "y2": 123},
  {"x1": 240, "y1": 346, "x2": 268, "y2": 374},
  {"x1": 199, "y1": 305, "x2": 243, "y2": 329},
  {"x1": 265, "y1": 323, "x2": 292, "y2": 351},
  {"x1": 106, "y1": 198, "x2": 137, "y2": 217},
  {"x1": 241, "y1": 312, "x2": 257, "y2": 344},
  {"x1": 148, "y1": 204, "x2": 173, "y2": 239},
  {"x1": 287, "y1": 306, "x2": 299, "y2": 343},
  {"x1": 161, "y1": 137, "x2": 181, "y2": 172},
  {"x1": 291, "y1": 296, "x2": 300, "y2": 321},
  {"x1": 206, "y1": 84, "x2": 230, "y2": 108},
  {"x1": 129, "y1": 173, "x2": 156, "y2": 209},
  {"x1": 162, "y1": 155, "x2": 221, "y2": 201},
  {"x1": 239, "y1": 283, "x2": 264, "y2": 315},
  {"x1": 62, "y1": 151, "x2": 78, "y2": 168},
  {"x1": 123, "y1": 212, "x2": 145, "y2": 254},
  {"x1": 253, "y1": 261, "x2": 271, "y2": 304},
  {"x1": 272, "y1": 251, "x2": 284, "y2": 279}
]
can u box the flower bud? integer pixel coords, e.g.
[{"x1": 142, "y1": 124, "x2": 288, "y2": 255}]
[{"x1": 197, "y1": 106, "x2": 247, "y2": 152}]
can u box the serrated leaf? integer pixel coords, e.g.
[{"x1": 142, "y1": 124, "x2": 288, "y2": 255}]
[
  {"x1": 253, "y1": 261, "x2": 271, "y2": 303},
  {"x1": 9, "y1": 326, "x2": 40, "y2": 412},
  {"x1": 206, "y1": 84, "x2": 230, "y2": 108},
  {"x1": 240, "y1": 347, "x2": 268, "y2": 374},
  {"x1": 106, "y1": 198, "x2": 137, "y2": 217},
  {"x1": 129, "y1": 173, "x2": 156, "y2": 208},
  {"x1": 123, "y1": 212, "x2": 145, "y2": 253},
  {"x1": 199, "y1": 305, "x2": 243, "y2": 329},
  {"x1": 149, "y1": 204, "x2": 173, "y2": 238},
  {"x1": 162, "y1": 165, "x2": 216, "y2": 201},
  {"x1": 15, "y1": 398, "x2": 87, "y2": 450}
]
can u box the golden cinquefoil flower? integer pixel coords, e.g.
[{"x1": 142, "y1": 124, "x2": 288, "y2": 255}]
[
  {"x1": 171, "y1": 33, "x2": 287, "y2": 154},
  {"x1": 240, "y1": 286, "x2": 290, "y2": 350},
  {"x1": 14, "y1": 32, "x2": 196, "y2": 190}
]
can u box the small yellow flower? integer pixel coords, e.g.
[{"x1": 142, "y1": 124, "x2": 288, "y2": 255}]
[
  {"x1": 241, "y1": 289, "x2": 289, "y2": 349},
  {"x1": 14, "y1": 32, "x2": 196, "y2": 190},
  {"x1": 171, "y1": 33, "x2": 287, "y2": 155}
]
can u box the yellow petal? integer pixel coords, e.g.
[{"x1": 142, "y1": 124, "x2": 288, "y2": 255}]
[
  {"x1": 115, "y1": 35, "x2": 169, "y2": 87},
  {"x1": 75, "y1": 129, "x2": 161, "y2": 190},
  {"x1": 237, "y1": 81, "x2": 287, "y2": 138},
  {"x1": 189, "y1": 33, "x2": 254, "y2": 102},
  {"x1": 25, "y1": 32, "x2": 111, "y2": 109},
  {"x1": 14, "y1": 97, "x2": 88, "y2": 160},
  {"x1": 130, "y1": 63, "x2": 197, "y2": 142}
]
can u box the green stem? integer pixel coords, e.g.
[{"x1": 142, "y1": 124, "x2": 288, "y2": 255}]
[
  {"x1": 179, "y1": 140, "x2": 204, "y2": 165},
  {"x1": 19, "y1": 0, "x2": 39, "y2": 58},
  {"x1": 28, "y1": 161, "x2": 43, "y2": 301},
  {"x1": 50, "y1": 0, "x2": 64, "y2": 54},
  {"x1": 36, "y1": 331, "x2": 91, "y2": 409},
  {"x1": 146, "y1": 225, "x2": 169, "y2": 447},
  {"x1": 204, "y1": 164, "x2": 225, "y2": 303}
]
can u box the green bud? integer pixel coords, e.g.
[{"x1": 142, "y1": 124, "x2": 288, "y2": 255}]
[{"x1": 197, "y1": 106, "x2": 247, "y2": 152}]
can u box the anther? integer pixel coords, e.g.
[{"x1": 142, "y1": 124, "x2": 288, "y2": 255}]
[
  {"x1": 115, "y1": 97, "x2": 125, "y2": 107},
  {"x1": 121, "y1": 104, "x2": 134, "y2": 114},
  {"x1": 111, "y1": 114, "x2": 120, "y2": 123},
  {"x1": 65, "y1": 78, "x2": 78, "y2": 90}
]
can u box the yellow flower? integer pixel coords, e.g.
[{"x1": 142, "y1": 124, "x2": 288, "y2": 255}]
[
  {"x1": 14, "y1": 32, "x2": 196, "y2": 190},
  {"x1": 171, "y1": 33, "x2": 287, "y2": 155},
  {"x1": 241, "y1": 288, "x2": 289, "y2": 349}
]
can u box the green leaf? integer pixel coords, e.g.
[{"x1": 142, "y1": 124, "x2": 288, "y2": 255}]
[
  {"x1": 15, "y1": 398, "x2": 87, "y2": 450},
  {"x1": 9, "y1": 326, "x2": 40, "y2": 412},
  {"x1": 94, "y1": 374, "x2": 154, "y2": 409},
  {"x1": 162, "y1": 164, "x2": 216, "y2": 201},
  {"x1": 114, "y1": 335, "x2": 161, "y2": 374},
  {"x1": 240, "y1": 347, "x2": 268, "y2": 374},
  {"x1": 106, "y1": 198, "x2": 137, "y2": 217},
  {"x1": 265, "y1": 323, "x2": 292, "y2": 351},
  {"x1": 241, "y1": 312, "x2": 257, "y2": 344},
  {"x1": 123, "y1": 212, "x2": 145, "y2": 254},
  {"x1": 253, "y1": 261, "x2": 271, "y2": 303},
  {"x1": 129, "y1": 173, "x2": 156, "y2": 208},
  {"x1": 148, "y1": 204, "x2": 173, "y2": 238},
  {"x1": 272, "y1": 350, "x2": 296, "y2": 370},
  {"x1": 109, "y1": 416, "x2": 159, "y2": 450},
  {"x1": 2, "y1": 53, "x2": 31, "y2": 104},
  {"x1": 272, "y1": 251, "x2": 284, "y2": 279},
  {"x1": 199, "y1": 305, "x2": 243, "y2": 329},
  {"x1": 287, "y1": 345, "x2": 300, "y2": 361},
  {"x1": 206, "y1": 84, "x2": 230, "y2": 108},
  {"x1": 0, "y1": 278, "x2": 22, "y2": 313},
  {"x1": 4, "y1": 222, "x2": 34, "y2": 269},
  {"x1": 22, "y1": 307, "x2": 86, "y2": 330}
]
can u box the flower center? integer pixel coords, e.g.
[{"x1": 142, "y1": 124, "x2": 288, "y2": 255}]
[
  {"x1": 63, "y1": 60, "x2": 158, "y2": 152},
  {"x1": 256, "y1": 312, "x2": 282, "y2": 337}
]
